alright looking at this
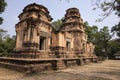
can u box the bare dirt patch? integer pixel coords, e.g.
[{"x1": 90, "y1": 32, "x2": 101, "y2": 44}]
[{"x1": 0, "y1": 60, "x2": 119, "y2": 80}]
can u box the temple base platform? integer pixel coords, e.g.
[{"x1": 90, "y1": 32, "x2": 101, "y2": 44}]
[{"x1": 0, "y1": 57, "x2": 102, "y2": 73}]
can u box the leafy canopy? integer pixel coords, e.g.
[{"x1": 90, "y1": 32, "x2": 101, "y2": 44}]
[{"x1": 0, "y1": 0, "x2": 7, "y2": 24}]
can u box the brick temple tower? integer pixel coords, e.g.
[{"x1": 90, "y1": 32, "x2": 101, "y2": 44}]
[
  {"x1": 61, "y1": 8, "x2": 88, "y2": 57},
  {"x1": 14, "y1": 3, "x2": 53, "y2": 58}
]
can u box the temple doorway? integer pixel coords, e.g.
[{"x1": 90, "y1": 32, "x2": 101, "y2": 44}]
[
  {"x1": 66, "y1": 41, "x2": 70, "y2": 51},
  {"x1": 39, "y1": 36, "x2": 46, "y2": 50}
]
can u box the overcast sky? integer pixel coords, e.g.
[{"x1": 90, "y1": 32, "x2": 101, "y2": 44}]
[{"x1": 0, "y1": 0, "x2": 119, "y2": 36}]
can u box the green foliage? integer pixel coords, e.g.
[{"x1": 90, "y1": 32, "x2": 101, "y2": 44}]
[
  {"x1": 99, "y1": 26, "x2": 112, "y2": 43},
  {"x1": 108, "y1": 39, "x2": 120, "y2": 59},
  {"x1": 84, "y1": 21, "x2": 98, "y2": 43},
  {"x1": 84, "y1": 21, "x2": 112, "y2": 58},
  {"x1": 0, "y1": 0, "x2": 14, "y2": 55},
  {"x1": 0, "y1": 29, "x2": 15, "y2": 56},
  {"x1": 111, "y1": 22, "x2": 120, "y2": 37},
  {"x1": 52, "y1": 19, "x2": 63, "y2": 30},
  {"x1": 0, "y1": 17, "x2": 3, "y2": 24},
  {"x1": 0, "y1": 0, "x2": 7, "y2": 25},
  {"x1": 96, "y1": 26, "x2": 112, "y2": 57}
]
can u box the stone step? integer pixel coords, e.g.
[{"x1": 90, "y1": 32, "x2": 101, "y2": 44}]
[{"x1": 57, "y1": 60, "x2": 66, "y2": 69}]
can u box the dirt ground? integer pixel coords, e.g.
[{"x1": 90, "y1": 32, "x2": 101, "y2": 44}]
[{"x1": 0, "y1": 60, "x2": 120, "y2": 80}]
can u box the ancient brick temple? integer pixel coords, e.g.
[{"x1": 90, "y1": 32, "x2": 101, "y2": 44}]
[{"x1": 0, "y1": 3, "x2": 98, "y2": 73}]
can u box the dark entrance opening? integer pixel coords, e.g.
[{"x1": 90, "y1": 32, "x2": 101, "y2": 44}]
[
  {"x1": 39, "y1": 36, "x2": 46, "y2": 50},
  {"x1": 66, "y1": 41, "x2": 70, "y2": 51},
  {"x1": 83, "y1": 43, "x2": 85, "y2": 53}
]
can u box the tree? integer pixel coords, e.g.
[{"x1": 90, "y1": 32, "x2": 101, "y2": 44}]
[
  {"x1": 84, "y1": 22, "x2": 102, "y2": 56},
  {"x1": 93, "y1": 0, "x2": 120, "y2": 37},
  {"x1": 0, "y1": 0, "x2": 7, "y2": 25},
  {"x1": 111, "y1": 22, "x2": 120, "y2": 37},
  {"x1": 108, "y1": 38, "x2": 120, "y2": 59},
  {"x1": 0, "y1": 35, "x2": 15, "y2": 56},
  {"x1": 84, "y1": 22, "x2": 112, "y2": 57},
  {"x1": 84, "y1": 21, "x2": 98, "y2": 43},
  {"x1": 93, "y1": 0, "x2": 120, "y2": 20},
  {"x1": 52, "y1": 19, "x2": 63, "y2": 30},
  {"x1": 0, "y1": 29, "x2": 15, "y2": 56},
  {"x1": 98, "y1": 26, "x2": 112, "y2": 57}
]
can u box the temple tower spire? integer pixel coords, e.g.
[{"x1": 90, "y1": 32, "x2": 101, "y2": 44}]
[
  {"x1": 61, "y1": 8, "x2": 87, "y2": 57},
  {"x1": 14, "y1": 3, "x2": 52, "y2": 58}
]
